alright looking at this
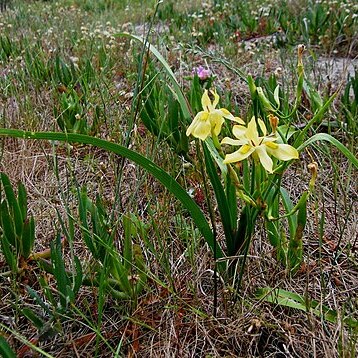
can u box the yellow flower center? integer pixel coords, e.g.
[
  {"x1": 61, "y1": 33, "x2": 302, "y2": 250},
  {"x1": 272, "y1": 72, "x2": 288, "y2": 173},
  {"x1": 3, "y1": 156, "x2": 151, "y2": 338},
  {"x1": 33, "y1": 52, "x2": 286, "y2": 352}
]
[
  {"x1": 265, "y1": 141, "x2": 278, "y2": 149},
  {"x1": 239, "y1": 144, "x2": 251, "y2": 154},
  {"x1": 201, "y1": 112, "x2": 209, "y2": 121}
]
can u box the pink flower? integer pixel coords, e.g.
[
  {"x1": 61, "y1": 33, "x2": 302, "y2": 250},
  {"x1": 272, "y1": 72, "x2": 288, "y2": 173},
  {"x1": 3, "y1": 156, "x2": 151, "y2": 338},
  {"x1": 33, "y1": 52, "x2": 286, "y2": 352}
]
[{"x1": 193, "y1": 66, "x2": 211, "y2": 80}]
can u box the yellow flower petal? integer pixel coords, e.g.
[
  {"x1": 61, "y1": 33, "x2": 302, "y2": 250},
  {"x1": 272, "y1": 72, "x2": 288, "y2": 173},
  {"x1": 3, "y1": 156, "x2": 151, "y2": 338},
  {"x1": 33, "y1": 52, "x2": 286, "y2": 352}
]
[
  {"x1": 256, "y1": 146, "x2": 274, "y2": 173},
  {"x1": 192, "y1": 119, "x2": 211, "y2": 140},
  {"x1": 201, "y1": 90, "x2": 211, "y2": 111},
  {"x1": 210, "y1": 90, "x2": 219, "y2": 108},
  {"x1": 232, "y1": 125, "x2": 247, "y2": 139},
  {"x1": 267, "y1": 144, "x2": 299, "y2": 161},
  {"x1": 220, "y1": 108, "x2": 231, "y2": 116},
  {"x1": 246, "y1": 117, "x2": 260, "y2": 145},
  {"x1": 221, "y1": 137, "x2": 246, "y2": 146},
  {"x1": 187, "y1": 89, "x2": 234, "y2": 139},
  {"x1": 258, "y1": 118, "x2": 267, "y2": 136},
  {"x1": 220, "y1": 108, "x2": 237, "y2": 122},
  {"x1": 221, "y1": 112, "x2": 299, "y2": 172},
  {"x1": 233, "y1": 116, "x2": 246, "y2": 125},
  {"x1": 210, "y1": 112, "x2": 225, "y2": 136},
  {"x1": 186, "y1": 113, "x2": 201, "y2": 136},
  {"x1": 186, "y1": 112, "x2": 211, "y2": 140},
  {"x1": 223, "y1": 146, "x2": 255, "y2": 164}
]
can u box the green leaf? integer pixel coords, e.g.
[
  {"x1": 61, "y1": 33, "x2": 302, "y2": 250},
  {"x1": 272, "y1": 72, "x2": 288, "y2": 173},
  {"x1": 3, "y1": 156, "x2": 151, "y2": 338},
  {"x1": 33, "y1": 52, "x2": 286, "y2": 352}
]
[
  {"x1": 21, "y1": 216, "x2": 35, "y2": 259},
  {"x1": 0, "y1": 336, "x2": 16, "y2": 358},
  {"x1": 1, "y1": 173, "x2": 17, "y2": 208},
  {"x1": 110, "y1": 258, "x2": 132, "y2": 294},
  {"x1": 26, "y1": 286, "x2": 52, "y2": 316},
  {"x1": 265, "y1": 188, "x2": 288, "y2": 263},
  {"x1": 1, "y1": 173, "x2": 23, "y2": 238},
  {"x1": 17, "y1": 182, "x2": 27, "y2": 220},
  {"x1": 189, "y1": 75, "x2": 202, "y2": 113},
  {"x1": 73, "y1": 256, "x2": 83, "y2": 296},
  {"x1": 294, "y1": 92, "x2": 337, "y2": 147},
  {"x1": 256, "y1": 287, "x2": 358, "y2": 328},
  {"x1": 226, "y1": 174, "x2": 238, "y2": 232},
  {"x1": 0, "y1": 235, "x2": 17, "y2": 272},
  {"x1": 77, "y1": 188, "x2": 96, "y2": 256},
  {"x1": 277, "y1": 124, "x2": 297, "y2": 142},
  {"x1": 298, "y1": 133, "x2": 358, "y2": 169},
  {"x1": 51, "y1": 235, "x2": 69, "y2": 309},
  {"x1": 280, "y1": 187, "x2": 297, "y2": 239},
  {"x1": 303, "y1": 80, "x2": 323, "y2": 111},
  {"x1": 205, "y1": 138, "x2": 227, "y2": 176},
  {"x1": 288, "y1": 195, "x2": 306, "y2": 272},
  {"x1": 0, "y1": 128, "x2": 225, "y2": 270},
  {"x1": 265, "y1": 192, "x2": 281, "y2": 246},
  {"x1": 21, "y1": 308, "x2": 44, "y2": 330},
  {"x1": 1, "y1": 201, "x2": 16, "y2": 247}
]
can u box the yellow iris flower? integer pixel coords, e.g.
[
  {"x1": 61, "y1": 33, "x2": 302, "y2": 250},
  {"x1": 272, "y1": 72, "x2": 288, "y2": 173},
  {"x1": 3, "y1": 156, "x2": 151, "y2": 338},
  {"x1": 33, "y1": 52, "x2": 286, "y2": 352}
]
[
  {"x1": 186, "y1": 90, "x2": 243, "y2": 141},
  {"x1": 222, "y1": 117, "x2": 299, "y2": 173}
]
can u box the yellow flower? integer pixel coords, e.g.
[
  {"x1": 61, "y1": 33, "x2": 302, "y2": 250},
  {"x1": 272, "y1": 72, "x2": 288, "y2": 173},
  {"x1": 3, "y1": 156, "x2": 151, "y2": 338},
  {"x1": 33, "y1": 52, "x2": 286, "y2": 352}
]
[
  {"x1": 186, "y1": 90, "x2": 243, "y2": 141},
  {"x1": 222, "y1": 117, "x2": 299, "y2": 173}
]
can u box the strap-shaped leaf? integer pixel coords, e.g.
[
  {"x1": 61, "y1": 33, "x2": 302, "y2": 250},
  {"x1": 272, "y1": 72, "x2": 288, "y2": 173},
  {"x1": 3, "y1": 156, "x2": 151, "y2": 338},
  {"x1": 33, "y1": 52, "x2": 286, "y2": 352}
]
[
  {"x1": 0, "y1": 336, "x2": 16, "y2": 358},
  {"x1": 226, "y1": 174, "x2": 238, "y2": 232},
  {"x1": 21, "y1": 216, "x2": 35, "y2": 259},
  {"x1": 0, "y1": 234, "x2": 17, "y2": 272},
  {"x1": 288, "y1": 194, "x2": 306, "y2": 272},
  {"x1": 51, "y1": 234, "x2": 70, "y2": 309},
  {"x1": 294, "y1": 92, "x2": 337, "y2": 147},
  {"x1": 73, "y1": 256, "x2": 83, "y2": 296},
  {"x1": 17, "y1": 181, "x2": 27, "y2": 220},
  {"x1": 265, "y1": 189, "x2": 285, "y2": 254},
  {"x1": 280, "y1": 187, "x2": 297, "y2": 239},
  {"x1": 1, "y1": 173, "x2": 23, "y2": 238},
  {"x1": 0, "y1": 201, "x2": 16, "y2": 247},
  {"x1": 78, "y1": 188, "x2": 97, "y2": 256},
  {"x1": 21, "y1": 307, "x2": 45, "y2": 330},
  {"x1": 256, "y1": 287, "x2": 358, "y2": 328}
]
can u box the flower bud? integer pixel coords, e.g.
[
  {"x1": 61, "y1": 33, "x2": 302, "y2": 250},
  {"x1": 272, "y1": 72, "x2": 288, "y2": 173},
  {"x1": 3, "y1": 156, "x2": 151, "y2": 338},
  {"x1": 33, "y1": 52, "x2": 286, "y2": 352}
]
[
  {"x1": 308, "y1": 162, "x2": 318, "y2": 189},
  {"x1": 268, "y1": 114, "x2": 279, "y2": 134},
  {"x1": 297, "y1": 44, "x2": 306, "y2": 76},
  {"x1": 257, "y1": 87, "x2": 275, "y2": 112},
  {"x1": 247, "y1": 75, "x2": 257, "y2": 97}
]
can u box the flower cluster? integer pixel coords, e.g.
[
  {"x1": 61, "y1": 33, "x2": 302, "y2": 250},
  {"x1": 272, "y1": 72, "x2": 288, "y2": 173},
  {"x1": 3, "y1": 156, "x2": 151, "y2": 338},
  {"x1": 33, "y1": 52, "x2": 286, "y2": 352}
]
[{"x1": 187, "y1": 90, "x2": 299, "y2": 173}]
